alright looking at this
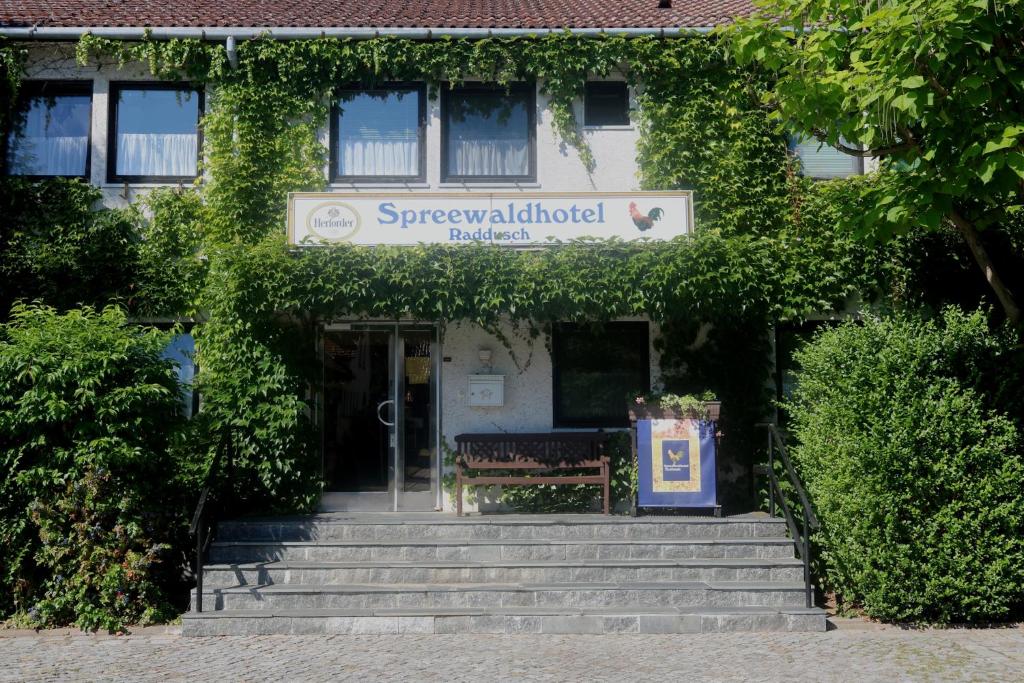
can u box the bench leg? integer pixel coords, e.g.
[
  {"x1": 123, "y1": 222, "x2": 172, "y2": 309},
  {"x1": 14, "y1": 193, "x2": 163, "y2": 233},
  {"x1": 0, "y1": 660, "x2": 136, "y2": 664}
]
[
  {"x1": 603, "y1": 465, "x2": 610, "y2": 515},
  {"x1": 456, "y1": 466, "x2": 463, "y2": 517}
]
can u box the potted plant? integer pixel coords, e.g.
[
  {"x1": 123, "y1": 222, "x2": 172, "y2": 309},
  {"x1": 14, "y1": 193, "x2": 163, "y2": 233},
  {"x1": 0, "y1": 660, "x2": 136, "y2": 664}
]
[{"x1": 627, "y1": 390, "x2": 721, "y2": 422}]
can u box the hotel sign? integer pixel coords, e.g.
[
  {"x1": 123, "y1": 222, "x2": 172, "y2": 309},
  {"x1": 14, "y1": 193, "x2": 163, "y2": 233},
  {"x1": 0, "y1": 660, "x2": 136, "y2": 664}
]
[{"x1": 287, "y1": 191, "x2": 693, "y2": 246}]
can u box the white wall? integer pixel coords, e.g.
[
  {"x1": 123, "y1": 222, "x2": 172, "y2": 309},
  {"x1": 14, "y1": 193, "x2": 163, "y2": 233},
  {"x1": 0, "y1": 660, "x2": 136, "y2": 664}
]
[
  {"x1": 19, "y1": 44, "x2": 189, "y2": 208},
  {"x1": 19, "y1": 44, "x2": 651, "y2": 512},
  {"x1": 439, "y1": 317, "x2": 661, "y2": 511},
  {"x1": 20, "y1": 44, "x2": 643, "y2": 204}
]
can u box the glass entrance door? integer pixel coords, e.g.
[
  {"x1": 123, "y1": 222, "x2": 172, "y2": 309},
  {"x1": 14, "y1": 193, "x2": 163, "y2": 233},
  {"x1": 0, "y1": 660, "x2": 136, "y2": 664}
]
[{"x1": 320, "y1": 324, "x2": 438, "y2": 511}]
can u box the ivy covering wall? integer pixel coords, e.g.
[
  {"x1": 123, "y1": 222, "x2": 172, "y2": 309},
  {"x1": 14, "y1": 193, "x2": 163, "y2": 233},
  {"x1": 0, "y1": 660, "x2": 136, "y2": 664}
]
[{"x1": 3, "y1": 34, "x2": 911, "y2": 514}]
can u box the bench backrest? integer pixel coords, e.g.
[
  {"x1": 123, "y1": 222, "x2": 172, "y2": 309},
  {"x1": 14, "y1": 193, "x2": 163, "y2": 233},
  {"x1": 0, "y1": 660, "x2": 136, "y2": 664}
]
[{"x1": 455, "y1": 432, "x2": 609, "y2": 469}]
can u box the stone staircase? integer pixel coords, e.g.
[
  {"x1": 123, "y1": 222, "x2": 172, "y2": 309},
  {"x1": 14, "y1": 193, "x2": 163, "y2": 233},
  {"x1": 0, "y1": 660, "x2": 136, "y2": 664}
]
[{"x1": 182, "y1": 513, "x2": 827, "y2": 635}]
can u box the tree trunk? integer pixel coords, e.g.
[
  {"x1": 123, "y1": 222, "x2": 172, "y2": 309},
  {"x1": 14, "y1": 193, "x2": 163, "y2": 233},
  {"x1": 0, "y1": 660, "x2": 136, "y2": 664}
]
[{"x1": 949, "y1": 209, "x2": 1022, "y2": 326}]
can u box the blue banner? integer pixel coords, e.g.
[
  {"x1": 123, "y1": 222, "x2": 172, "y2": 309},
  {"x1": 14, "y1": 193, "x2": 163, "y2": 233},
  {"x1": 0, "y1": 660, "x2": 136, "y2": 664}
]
[{"x1": 636, "y1": 418, "x2": 717, "y2": 508}]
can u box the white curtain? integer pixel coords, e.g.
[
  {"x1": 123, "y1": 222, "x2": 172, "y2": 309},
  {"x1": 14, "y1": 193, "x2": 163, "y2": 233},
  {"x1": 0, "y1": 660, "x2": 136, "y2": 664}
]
[
  {"x1": 7, "y1": 135, "x2": 88, "y2": 175},
  {"x1": 337, "y1": 138, "x2": 418, "y2": 176},
  {"x1": 117, "y1": 133, "x2": 197, "y2": 177},
  {"x1": 449, "y1": 138, "x2": 529, "y2": 177},
  {"x1": 446, "y1": 93, "x2": 530, "y2": 177}
]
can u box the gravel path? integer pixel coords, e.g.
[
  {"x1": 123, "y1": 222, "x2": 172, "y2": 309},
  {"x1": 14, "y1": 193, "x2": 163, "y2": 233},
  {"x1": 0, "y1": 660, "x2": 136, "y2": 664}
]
[{"x1": 2, "y1": 621, "x2": 1022, "y2": 682}]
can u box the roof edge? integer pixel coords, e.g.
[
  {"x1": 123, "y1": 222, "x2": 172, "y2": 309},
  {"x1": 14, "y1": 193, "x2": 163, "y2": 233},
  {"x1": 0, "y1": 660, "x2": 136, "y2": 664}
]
[{"x1": 0, "y1": 25, "x2": 717, "y2": 40}]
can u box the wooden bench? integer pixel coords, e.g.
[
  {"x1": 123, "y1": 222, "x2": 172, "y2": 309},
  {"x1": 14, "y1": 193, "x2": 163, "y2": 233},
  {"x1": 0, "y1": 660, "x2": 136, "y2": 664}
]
[{"x1": 454, "y1": 432, "x2": 611, "y2": 516}]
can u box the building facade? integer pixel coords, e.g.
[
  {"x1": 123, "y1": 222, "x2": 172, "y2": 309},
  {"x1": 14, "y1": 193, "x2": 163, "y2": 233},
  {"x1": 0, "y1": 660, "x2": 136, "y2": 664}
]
[{"x1": 1, "y1": 1, "x2": 862, "y2": 514}]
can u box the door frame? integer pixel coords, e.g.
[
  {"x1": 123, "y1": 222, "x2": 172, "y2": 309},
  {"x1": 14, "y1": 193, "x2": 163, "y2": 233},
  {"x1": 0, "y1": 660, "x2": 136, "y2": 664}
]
[{"x1": 317, "y1": 321, "x2": 443, "y2": 512}]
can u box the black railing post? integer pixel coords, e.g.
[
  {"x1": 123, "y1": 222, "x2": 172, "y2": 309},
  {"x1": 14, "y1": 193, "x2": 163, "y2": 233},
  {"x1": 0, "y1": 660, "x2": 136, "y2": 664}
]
[
  {"x1": 756, "y1": 423, "x2": 819, "y2": 610},
  {"x1": 767, "y1": 429, "x2": 776, "y2": 517},
  {"x1": 195, "y1": 522, "x2": 203, "y2": 613},
  {"x1": 190, "y1": 430, "x2": 233, "y2": 616},
  {"x1": 801, "y1": 509, "x2": 812, "y2": 608}
]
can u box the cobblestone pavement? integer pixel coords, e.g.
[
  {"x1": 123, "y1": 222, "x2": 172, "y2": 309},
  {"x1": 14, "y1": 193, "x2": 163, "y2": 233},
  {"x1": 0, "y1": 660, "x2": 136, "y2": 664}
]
[{"x1": 2, "y1": 622, "x2": 1023, "y2": 682}]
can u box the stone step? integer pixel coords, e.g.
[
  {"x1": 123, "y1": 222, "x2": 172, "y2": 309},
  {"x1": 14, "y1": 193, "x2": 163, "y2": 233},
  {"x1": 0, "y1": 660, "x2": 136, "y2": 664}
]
[
  {"x1": 208, "y1": 537, "x2": 797, "y2": 563},
  {"x1": 193, "y1": 581, "x2": 809, "y2": 611},
  {"x1": 216, "y1": 514, "x2": 788, "y2": 543},
  {"x1": 201, "y1": 558, "x2": 806, "y2": 587},
  {"x1": 181, "y1": 605, "x2": 828, "y2": 635}
]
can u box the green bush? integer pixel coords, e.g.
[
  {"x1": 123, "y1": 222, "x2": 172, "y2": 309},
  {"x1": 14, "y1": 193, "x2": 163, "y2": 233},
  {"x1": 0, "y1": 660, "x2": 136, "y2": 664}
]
[
  {"x1": 786, "y1": 308, "x2": 1024, "y2": 623},
  {"x1": 0, "y1": 179, "x2": 207, "y2": 318},
  {"x1": 133, "y1": 188, "x2": 209, "y2": 318},
  {"x1": 0, "y1": 178, "x2": 139, "y2": 313},
  {"x1": 0, "y1": 304, "x2": 197, "y2": 631}
]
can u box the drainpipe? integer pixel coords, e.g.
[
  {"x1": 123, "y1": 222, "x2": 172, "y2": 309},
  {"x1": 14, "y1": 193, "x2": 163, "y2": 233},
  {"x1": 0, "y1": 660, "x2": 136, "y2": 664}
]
[
  {"x1": 0, "y1": 26, "x2": 714, "y2": 41},
  {"x1": 225, "y1": 35, "x2": 238, "y2": 68}
]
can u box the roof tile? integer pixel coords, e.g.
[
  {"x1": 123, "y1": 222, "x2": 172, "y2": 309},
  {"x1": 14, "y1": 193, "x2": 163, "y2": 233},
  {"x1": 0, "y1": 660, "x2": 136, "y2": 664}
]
[{"x1": 0, "y1": 1, "x2": 754, "y2": 30}]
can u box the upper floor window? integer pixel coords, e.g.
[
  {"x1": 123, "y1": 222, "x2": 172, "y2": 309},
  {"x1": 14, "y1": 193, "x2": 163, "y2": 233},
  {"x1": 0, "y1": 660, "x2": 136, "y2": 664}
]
[
  {"x1": 109, "y1": 83, "x2": 202, "y2": 183},
  {"x1": 331, "y1": 85, "x2": 425, "y2": 182},
  {"x1": 584, "y1": 82, "x2": 630, "y2": 127},
  {"x1": 442, "y1": 83, "x2": 535, "y2": 182},
  {"x1": 5, "y1": 81, "x2": 92, "y2": 177},
  {"x1": 792, "y1": 135, "x2": 863, "y2": 179}
]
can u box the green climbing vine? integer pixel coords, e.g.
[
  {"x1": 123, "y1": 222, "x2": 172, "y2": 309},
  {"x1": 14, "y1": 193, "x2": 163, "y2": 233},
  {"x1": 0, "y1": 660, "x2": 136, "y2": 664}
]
[
  {"x1": 4, "y1": 34, "x2": 907, "y2": 514},
  {"x1": 0, "y1": 31, "x2": 995, "y2": 630},
  {"x1": 0, "y1": 39, "x2": 26, "y2": 131}
]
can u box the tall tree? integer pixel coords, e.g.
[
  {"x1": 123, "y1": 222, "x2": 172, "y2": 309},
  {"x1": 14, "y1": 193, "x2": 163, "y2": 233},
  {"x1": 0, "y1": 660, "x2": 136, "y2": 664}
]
[{"x1": 726, "y1": 0, "x2": 1024, "y2": 324}]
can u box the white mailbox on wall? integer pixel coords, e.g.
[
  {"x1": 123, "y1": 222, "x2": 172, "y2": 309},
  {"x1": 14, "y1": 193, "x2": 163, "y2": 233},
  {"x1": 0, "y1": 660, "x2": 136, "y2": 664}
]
[{"x1": 468, "y1": 374, "x2": 504, "y2": 407}]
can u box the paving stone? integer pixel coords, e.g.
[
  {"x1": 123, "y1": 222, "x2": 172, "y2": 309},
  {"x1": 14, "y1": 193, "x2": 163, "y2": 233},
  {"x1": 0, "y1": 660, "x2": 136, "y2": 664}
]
[
  {"x1": 600, "y1": 616, "x2": 640, "y2": 633},
  {"x1": 12, "y1": 619, "x2": 1023, "y2": 682},
  {"x1": 349, "y1": 617, "x2": 399, "y2": 635},
  {"x1": 541, "y1": 616, "x2": 603, "y2": 634},
  {"x1": 505, "y1": 616, "x2": 543, "y2": 633}
]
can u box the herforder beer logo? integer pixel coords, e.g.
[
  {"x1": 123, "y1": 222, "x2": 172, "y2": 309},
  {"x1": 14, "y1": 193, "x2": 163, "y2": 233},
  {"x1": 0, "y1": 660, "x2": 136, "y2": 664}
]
[{"x1": 306, "y1": 201, "x2": 361, "y2": 242}]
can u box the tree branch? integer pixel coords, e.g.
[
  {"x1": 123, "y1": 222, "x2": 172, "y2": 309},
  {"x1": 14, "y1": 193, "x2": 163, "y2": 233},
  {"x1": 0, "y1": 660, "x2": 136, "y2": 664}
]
[
  {"x1": 808, "y1": 128, "x2": 914, "y2": 158},
  {"x1": 914, "y1": 59, "x2": 949, "y2": 99},
  {"x1": 949, "y1": 208, "x2": 1022, "y2": 326}
]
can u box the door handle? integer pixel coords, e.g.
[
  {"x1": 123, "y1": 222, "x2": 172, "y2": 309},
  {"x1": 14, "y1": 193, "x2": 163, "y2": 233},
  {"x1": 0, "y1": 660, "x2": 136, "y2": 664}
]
[{"x1": 376, "y1": 399, "x2": 395, "y2": 427}]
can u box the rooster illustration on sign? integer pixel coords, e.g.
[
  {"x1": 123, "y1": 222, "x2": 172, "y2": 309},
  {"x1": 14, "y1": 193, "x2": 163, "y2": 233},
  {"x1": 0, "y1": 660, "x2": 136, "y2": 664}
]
[
  {"x1": 629, "y1": 202, "x2": 664, "y2": 232},
  {"x1": 666, "y1": 448, "x2": 685, "y2": 465}
]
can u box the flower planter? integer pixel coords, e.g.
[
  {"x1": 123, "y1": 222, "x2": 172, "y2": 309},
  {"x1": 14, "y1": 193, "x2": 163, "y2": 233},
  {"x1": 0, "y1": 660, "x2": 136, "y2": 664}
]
[{"x1": 628, "y1": 400, "x2": 721, "y2": 423}]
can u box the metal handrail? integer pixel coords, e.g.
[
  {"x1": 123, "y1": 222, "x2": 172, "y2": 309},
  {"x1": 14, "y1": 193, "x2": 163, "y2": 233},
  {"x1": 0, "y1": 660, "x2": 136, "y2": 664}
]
[
  {"x1": 755, "y1": 422, "x2": 819, "y2": 609},
  {"x1": 189, "y1": 431, "x2": 234, "y2": 614}
]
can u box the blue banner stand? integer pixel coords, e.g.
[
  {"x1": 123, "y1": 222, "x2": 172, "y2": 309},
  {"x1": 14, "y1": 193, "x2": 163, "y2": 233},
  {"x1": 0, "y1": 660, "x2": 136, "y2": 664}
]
[{"x1": 631, "y1": 417, "x2": 721, "y2": 517}]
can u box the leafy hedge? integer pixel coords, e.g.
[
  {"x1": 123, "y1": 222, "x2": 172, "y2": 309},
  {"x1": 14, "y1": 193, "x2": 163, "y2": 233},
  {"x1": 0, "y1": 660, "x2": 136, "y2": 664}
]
[
  {"x1": 0, "y1": 304, "x2": 199, "y2": 631},
  {"x1": 0, "y1": 178, "x2": 206, "y2": 318},
  {"x1": 785, "y1": 308, "x2": 1024, "y2": 623}
]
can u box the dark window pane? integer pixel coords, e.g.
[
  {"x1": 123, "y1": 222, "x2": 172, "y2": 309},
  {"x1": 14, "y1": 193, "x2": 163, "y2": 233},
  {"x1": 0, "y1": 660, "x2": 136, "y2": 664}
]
[
  {"x1": 336, "y1": 88, "x2": 421, "y2": 178},
  {"x1": 445, "y1": 86, "x2": 532, "y2": 178},
  {"x1": 161, "y1": 333, "x2": 197, "y2": 418},
  {"x1": 6, "y1": 88, "x2": 91, "y2": 176},
  {"x1": 553, "y1": 322, "x2": 650, "y2": 427},
  {"x1": 114, "y1": 87, "x2": 199, "y2": 178},
  {"x1": 584, "y1": 82, "x2": 629, "y2": 126}
]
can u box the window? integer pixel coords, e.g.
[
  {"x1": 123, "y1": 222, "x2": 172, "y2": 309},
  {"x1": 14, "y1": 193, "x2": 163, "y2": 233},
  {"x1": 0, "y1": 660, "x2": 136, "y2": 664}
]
[
  {"x1": 108, "y1": 83, "x2": 202, "y2": 182},
  {"x1": 331, "y1": 85, "x2": 425, "y2": 181},
  {"x1": 792, "y1": 135, "x2": 863, "y2": 179},
  {"x1": 584, "y1": 82, "x2": 630, "y2": 126},
  {"x1": 552, "y1": 322, "x2": 650, "y2": 428},
  {"x1": 161, "y1": 332, "x2": 198, "y2": 418},
  {"x1": 5, "y1": 81, "x2": 92, "y2": 177},
  {"x1": 442, "y1": 83, "x2": 535, "y2": 181}
]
